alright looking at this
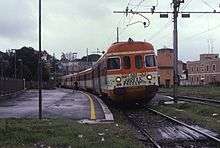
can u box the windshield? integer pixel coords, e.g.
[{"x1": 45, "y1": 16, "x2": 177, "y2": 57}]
[
  {"x1": 135, "y1": 55, "x2": 143, "y2": 69},
  {"x1": 107, "y1": 57, "x2": 120, "y2": 70},
  {"x1": 145, "y1": 55, "x2": 156, "y2": 67},
  {"x1": 122, "y1": 56, "x2": 131, "y2": 69}
]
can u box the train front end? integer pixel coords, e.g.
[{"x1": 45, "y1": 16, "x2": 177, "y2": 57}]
[{"x1": 106, "y1": 41, "x2": 158, "y2": 103}]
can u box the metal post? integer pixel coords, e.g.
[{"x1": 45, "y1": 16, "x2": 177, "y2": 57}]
[
  {"x1": 14, "y1": 50, "x2": 17, "y2": 79},
  {"x1": 117, "y1": 27, "x2": 119, "y2": 42},
  {"x1": 21, "y1": 60, "x2": 23, "y2": 79},
  {"x1": 18, "y1": 59, "x2": 23, "y2": 79},
  {"x1": 53, "y1": 53, "x2": 56, "y2": 84},
  {"x1": 86, "y1": 48, "x2": 89, "y2": 68},
  {"x1": 23, "y1": 79, "x2": 26, "y2": 90},
  {"x1": 0, "y1": 57, "x2": 3, "y2": 96},
  {"x1": 173, "y1": 0, "x2": 179, "y2": 102},
  {"x1": 38, "y1": 0, "x2": 43, "y2": 119},
  {"x1": 0, "y1": 60, "x2": 3, "y2": 78}
]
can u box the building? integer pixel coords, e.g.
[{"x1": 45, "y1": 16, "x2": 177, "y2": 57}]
[
  {"x1": 157, "y1": 48, "x2": 188, "y2": 87},
  {"x1": 187, "y1": 54, "x2": 220, "y2": 85},
  {"x1": 157, "y1": 48, "x2": 174, "y2": 87},
  {"x1": 178, "y1": 60, "x2": 189, "y2": 85}
]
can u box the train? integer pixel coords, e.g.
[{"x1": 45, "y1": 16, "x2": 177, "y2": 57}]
[{"x1": 60, "y1": 40, "x2": 159, "y2": 103}]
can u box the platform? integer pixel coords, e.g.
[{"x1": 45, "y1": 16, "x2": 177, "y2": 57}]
[{"x1": 0, "y1": 88, "x2": 114, "y2": 122}]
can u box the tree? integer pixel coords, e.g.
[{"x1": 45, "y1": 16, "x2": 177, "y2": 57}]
[{"x1": 1, "y1": 47, "x2": 51, "y2": 81}]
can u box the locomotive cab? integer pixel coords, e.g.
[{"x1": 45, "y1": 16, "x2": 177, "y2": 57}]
[{"x1": 106, "y1": 41, "x2": 159, "y2": 103}]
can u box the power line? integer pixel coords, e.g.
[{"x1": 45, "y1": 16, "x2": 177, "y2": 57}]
[
  {"x1": 149, "y1": 20, "x2": 171, "y2": 41},
  {"x1": 129, "y1": 0, "x2": 159, "y2": 8},
  {"x1": 200, "y1": 0, "x2": 216, "y2": 10},
  {"x1": 183, "y1": 23, "x2": 220, "y2": 40},
  {"x1": 127, "y1": 0, "x2": 149, "y2": 25},
  {"x1": 180, "y1": 0, "x2": 193, "y2": 11},
  {"x1": 127, "y1": 0, "x2": 132, "y2": 7}
]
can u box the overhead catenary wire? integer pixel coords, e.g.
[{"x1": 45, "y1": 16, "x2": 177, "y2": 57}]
[
  {"x1": 180, "y1": 0, "x2": 193, "y2": 11},
  {"x1": 148, "y1": 20, "x2": 171, "y2": 41},
  {"x1": 115, "y1": 0, "x2": 152, "y2": 41},
  {"x1": 183, "y1": 23, "x2": 220, "y2": 41},
  {"x1": 128, "y1": 0, "x2": 158, "y2": 8},
  {"x1": 127, "y1": 0, "x2": 149, "y2": 25},
  {"x1": 200, "y1": 0, "x2": 216, "y2": 10}
]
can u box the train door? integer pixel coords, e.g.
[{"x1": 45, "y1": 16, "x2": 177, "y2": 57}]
[
  {"x1": 102, "y1": 61, "x2": 107, "y2": 92},
  {"x1": 84, "y1": 75, "x2": 86, "y2": 90},
  {"x1": 98, "y1": 65, "x2": 102, "y2": 94},
  {"x1": 92, "y1": 70, "x2": 95, "y2": 92}
]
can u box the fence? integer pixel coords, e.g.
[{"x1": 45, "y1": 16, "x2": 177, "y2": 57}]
[
  {"x1": 0, "y1": 78, "x2": 56, "y2": 97},
  {"x1": 0, "y1": 78, "x2": 25, "y2": 96},
  {"x1": 25, "y1": 81, "x2": 56, "y2": 89}
]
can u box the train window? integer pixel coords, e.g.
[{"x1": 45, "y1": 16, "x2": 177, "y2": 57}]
[
  {"x1": 107, "y1": 57, "x2": 120, "y2": 70},
  {"x1": 123, "y1": 56, "x2": 131, "y2": 69},
  {"x1": 145, "y1": 55, "x2": 156, "y2": 67},
  {"x1": 135, "y1": 55, "x2": 143, "y2": 69}
]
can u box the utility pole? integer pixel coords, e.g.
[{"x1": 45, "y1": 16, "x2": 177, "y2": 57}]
[
  {"x1": 38, "y1": 0, "x2": 42, "y2": 120},
  {"x1": 0, "y1": 55, "x2": 3, "y2": 78},
  {"x1": 72, "y1": 52, "x2": 77, "y2": 73},
  {"x1": 117, "y1": 27, "x2": 119, "y2": 42},
  {"x1": 0, "y1": 58, "x2": 3, "y2": 78},
  {"x1": 1, "y1": 62, "x2": 3, "y2": 78},
  {"x1": 18, "y1": 59, "x2": 23, "y2": 79},
  {"x1": 172, "y1": 0, "x2": 184, "y2": 102},
  {"x1": 53, "y1": 53, "x2": 56, "y2": 82},
  {"x1": 86, "y1": 48, "x2": 89, "y2": 63},
  {"x1": 11, "y1": 49, "x2": 17, "y2": 79},
  {"x1": 12, "y1": 49, "x2": 17, "y2": 79},
  {"x1": 113, "y1": 0, "x2": 220, "y2": 101}
]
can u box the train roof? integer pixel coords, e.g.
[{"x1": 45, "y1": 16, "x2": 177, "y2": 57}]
[
  {"x1": 78, "y1": 68, "x2": 92, "y2": 75},
  {"x1": 106, "y1": 41, "x2": 154, "y2": 54},
  {"x1": 157, "y1": 48, "x2": 173, "y2": 53},
  {"x1": 60, "y1": 73, "x2": 77, "y2": 79}
]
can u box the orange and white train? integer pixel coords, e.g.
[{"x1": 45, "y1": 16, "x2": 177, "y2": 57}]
[{"x1": 60, "y1": 40, "x2": 159, "y2": 103}]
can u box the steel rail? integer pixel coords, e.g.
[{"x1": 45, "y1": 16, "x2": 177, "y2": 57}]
[
  {"x1": 124, "y1": 112, "x2": 161, "y2": 148},
  {"x1": 177, "y1": 96, "x2": 220, "y2": 104},
  {"x1": 177, "y1": 98, "x2": 220, "y2": 108},
  {"x1": 162, "y1": 94, "x2": 220, "y2": 107},
  {"x1": 147, "y1": 108, "x2": 220, "y2": 143}
]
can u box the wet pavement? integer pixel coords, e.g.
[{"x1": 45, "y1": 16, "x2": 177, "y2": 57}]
[{"x1": 0, "y1": 89, "x2": 107, "y2": 120}]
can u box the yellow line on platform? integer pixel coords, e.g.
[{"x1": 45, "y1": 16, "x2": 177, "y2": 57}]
[{"x1": 82, "y1": 92, "x2": 96, "y2": 120}]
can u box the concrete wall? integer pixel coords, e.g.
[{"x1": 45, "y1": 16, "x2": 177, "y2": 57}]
[{"x1": 0, "y1": 78, "x2": 25, "y2": 96}]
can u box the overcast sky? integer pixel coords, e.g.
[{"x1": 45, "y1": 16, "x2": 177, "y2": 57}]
[{"x1": 0, "y1": 0, "x2": 220, "y2": 62}]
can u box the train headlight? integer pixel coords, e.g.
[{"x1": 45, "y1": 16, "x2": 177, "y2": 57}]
[
  {"x1": 116, "y1": 77, "x2": 121, "y2": 83},
  {"x1": 147, "y1": 74, "x2": 152, "y2": 80}
]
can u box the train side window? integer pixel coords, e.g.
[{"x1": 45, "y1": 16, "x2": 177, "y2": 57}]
[
  {"x1": 123, "y1": 56, "x2": 131, "y2": 69},
  {"x1": 145, "y1": 55, "x2": 156, "y2": 67},
  {"x1": 135, "y1": 55, "x2": 143, "y2": 69},
  {"x1": 107, "y1": 57, "x2": 120, "y2": 70}
]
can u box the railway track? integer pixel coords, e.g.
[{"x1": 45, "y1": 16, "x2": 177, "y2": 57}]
[
  {"x1": 176, "y1": 96, "x2": 220, "y2": 107},
  {"x1": 124, "y1": 108, "x2": 220, "y2": 148}
]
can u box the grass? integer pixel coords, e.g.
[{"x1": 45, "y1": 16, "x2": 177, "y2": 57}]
[
  {"x1": 153, "y1": 103, "x2": 220, "y2": 134},
  {"x1": 0, "y1": 112, "x2": 143, "y2": 148},
  {"x1": 159, "y1": 86, "x2": 220, "y2": 100}
]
